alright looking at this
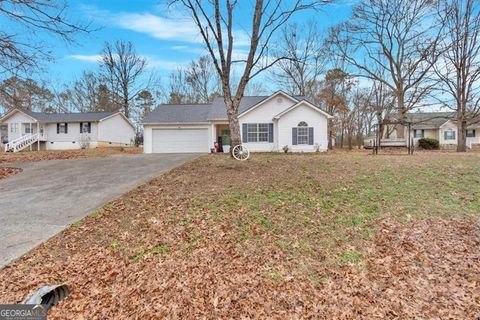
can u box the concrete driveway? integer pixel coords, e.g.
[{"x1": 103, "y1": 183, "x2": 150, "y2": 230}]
[{"x1": 0, "y1": 153, "x2": 200, "y2": 267}]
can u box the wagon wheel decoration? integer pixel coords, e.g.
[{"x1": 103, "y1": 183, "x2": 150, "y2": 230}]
[{"x1": 232, "y1": 144, "x2": 250, "y2": 161}]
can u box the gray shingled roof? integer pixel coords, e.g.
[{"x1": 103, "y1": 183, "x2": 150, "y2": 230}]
[
  {"x1": 207, "y1": 96, "x2": 268, "y2": 120},
  {"x1": 143, "y1": 104, "x2": 211, "y2": 123},
  {"x1": 208, "y1": 95, "x2": 308, "y2": 120},
  {"x1": 406, "y1": 112, "x2": 454, "y2": 129},
  {"x1": 144, "y1": 94, "x2": 309, "y2": 124},
  {"x1": 23, "y1": 110, "x2": 117, "y2": 123}
]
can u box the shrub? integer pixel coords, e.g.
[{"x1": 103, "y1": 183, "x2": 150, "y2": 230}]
[{"x1": 418, "y1": 138, "x2": 439, "y2": 150}]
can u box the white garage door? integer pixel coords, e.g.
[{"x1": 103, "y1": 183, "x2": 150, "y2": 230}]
[{"x1": 152, "y1": 128, "x2": 209, "y2": 153}]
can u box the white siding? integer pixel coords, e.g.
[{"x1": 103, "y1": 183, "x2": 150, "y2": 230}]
[
  {"x1": 44, "y1": 122, "x2": 98, "y2": 150},
  {"x1": 438, "y1": 121, "x2": 480, "y2": 148},
  {"x1": 277, "y1": 103, "x2": 328, "y2": 152},
  {"x1": 467, "y1": 131, "x2": 480, "y2": 147},
  {"x1": 411, "y1": 129, "x2": 439, "y2": 147},
  {"x1": 144, "y1": 124, "x2": 213, "y2": 154},
  {"x1": 439, "y1": 121, "x2": 457, "y2": 147},
  {"x1": 3, "y1": 112, "x2": 37, "y2": 141},
  {"x1": 239, "y1": 93, "x2": 297, "y2": 152},
  {"x1": 98, "y1": 114, "x2": 135, "y2": 146}
]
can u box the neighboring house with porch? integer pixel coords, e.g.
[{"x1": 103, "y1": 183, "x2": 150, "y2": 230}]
[
  {"x1": 0, "y1": 109, "x2": 135, "y2": 152},
  {"x1": 365, "y1": 112, "x2": 480, "y2": 149},
  {"x1": 143, "y1": 91, "x2": 332, "y2": 154}
]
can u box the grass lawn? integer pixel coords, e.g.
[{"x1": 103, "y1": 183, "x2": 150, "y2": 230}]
[
  {"x1": 0, "y1": 151, "x2": 479, "y2": 318},
  {"x1": 0, "y1": 146, "x2": 142, "y2": 164}
]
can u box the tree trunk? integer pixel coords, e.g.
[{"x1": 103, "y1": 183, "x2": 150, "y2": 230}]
[
  {"x1": 340, "y1": 126, "x2": 344, "y2": 148},
  {"x1": 225, "y1": 99, "x2": 241, "y2": 152},
  {"x1": 123, "y1": 86, "x2": 129, "y2": 118},
  {"x1": 396, "y1": 93, "x2": 406, "y2": 139},
  {"x1": 378, "y1": 124, "x2": 384, "y2": 141},
  {"x1": 457, "y1": 119, "x2": 467, "y2": 152},
  {"x1": 357, "y1": 131, "x2": 363, "y2": 149},
  {"x1": 328, "y1": 119, "x2": 333, "y2": 149},
  {"x1": 376, "y1": 112, "x2": 384, "y2": 143}
]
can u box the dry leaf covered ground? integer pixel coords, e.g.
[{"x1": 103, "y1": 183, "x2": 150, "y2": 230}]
[
  {"x1": 0, "y1": 152, "x2": 479, "y2": 319},
  {"x1": 0, "y1": 167, "x2": 22, "y2": 180},
  {"x1": 0, "y1": 147, "x2": 142, "y2": 164}
]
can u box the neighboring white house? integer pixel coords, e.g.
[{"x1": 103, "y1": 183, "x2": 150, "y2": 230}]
[
  {"x1": 143, "y1": 91, "x2": 332, "y2": 154},
  {"x1": 365, "y1": 112, "x2": 480, "y2": 149},
  {"x1": 0, "y1": 109, "x2": 135, "y2": 152}
]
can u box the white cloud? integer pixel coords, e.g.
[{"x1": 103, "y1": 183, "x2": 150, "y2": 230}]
[
  {"x1": 82, "y1": 5, "x2": 251, "y2": 47},
  {"x1": 170, "y1": 45, "x2": 189, "y2": 50},
  {"x1": 67, "y1": 54, "x2": 187, "y2": 71},
  {"x1": 143, "y1": 56, "x2": 189, "y2": 71},
  {"x1": 116, "y1": 12, "x2": 201, "y2": 43},
  {"x1": 67, "y1": 54, "x2": 102, "y2": 63}
]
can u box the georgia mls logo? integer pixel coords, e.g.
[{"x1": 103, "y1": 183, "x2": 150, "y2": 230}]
[
  {"x1": 0, "y1": 304, "x2": 47, "y2": 320},
  {"x1": 32, "y1": 305, "x2": 46, "y2": 315}
]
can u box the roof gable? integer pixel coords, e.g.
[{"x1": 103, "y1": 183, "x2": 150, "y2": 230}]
[
  {"x1": 273, "y1": 100, "x2": 333, "y2": 119},
  {"x1": 0, "y1": 109, "x2": 38, "y2": 122},
  {"x1": 99, "y1": 112, "x2": 136, "y2": 129},
  {"x1": 238, "y1": 91, "x2": 299, "y2": 118},
  {"x1": 208, "y1": 96, "x2": 267, "y2": 120}
]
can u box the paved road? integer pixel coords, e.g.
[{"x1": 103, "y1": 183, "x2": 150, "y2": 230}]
[{"x1": 0, "y1": 153, "x2": 199, "y2": 267}]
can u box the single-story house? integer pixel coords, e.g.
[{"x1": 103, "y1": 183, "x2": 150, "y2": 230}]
[
  {"x1": 143, "y1": 91, "x2": 332, "y2": 153},
  {"x1": 365, "y1": 112, "x2": 480, "y2": 149},
  {"x1": 407, "y1": 112, "x2": 480, "y2": 149},
  {"x1": 0, "y1": 109, "x2": 135, "y2": 152}
]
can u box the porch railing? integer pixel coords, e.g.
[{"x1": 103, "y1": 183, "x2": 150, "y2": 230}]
[{"x1": 4, "y1": 132, "x2": 47, "y2": 152}]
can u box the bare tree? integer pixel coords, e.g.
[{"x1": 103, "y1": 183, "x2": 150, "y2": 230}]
[
  {"x1": 243, "y1": 81, "x2": 269, "y2": 96},
  {"x1": 168, "y1": 67, "x2": 191, "y2": 104},
  {"x1": 271, "y1": 20, "x2": 327, "y2": 97},
  {"x1": 319, "y1": 68, "x2": 354, "y2": 149},
  {"x1": 170, "y1": 0, "x2": 325, "y2": 150},
  {"x1": 348, "y1": 89, "x2": 373, "y2": 149},
  {"x1": 101, "y1": 40, "x2": 148, "y2": 118},
  {"x1": 71, "y1": 72, "x2": 103, "y2": 113},
  {"x1": 328, "y1": 0, "x2": 444, "y2": 138},
  {"x1": 168, "y1": 56, "x2": 221, "y2": 104},
  {"x1": 186, "y1": 56, "x2": 221, "y2": 103},
  {"x1": 371, "y1": 79, "x2": 396, "y2": 140},
  {"x1": 56, "y1": 71, "x2": 120, "y2": 113},
  {"x1": 0, "y1": 0, "x2": 92, "y2": 75},
  {"x1": 0, "y1": 76, "x2": 53, "y2": 113},
  {"x1": 434, "y1": 0, "x2": 480, "y2": 152}
]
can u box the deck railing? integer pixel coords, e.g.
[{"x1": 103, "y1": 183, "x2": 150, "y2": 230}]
[{"x1": 4, "y1": 132, "x2": 47, "y2": 152}]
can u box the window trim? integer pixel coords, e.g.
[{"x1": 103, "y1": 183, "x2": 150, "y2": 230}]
[
  {"x1": 58, "y1": 122, "x2": 68, "y2": 134},
  {"x1": 296, "y1": 122, "x2": 309, "y2": 145},
  {"x1": 10, "y1": 123, "x2": 18, "y2": 133},
  {"x1": 80, "y1": 122, "x2": 91, "y2": 134},
  {"x1": 414, "y1": 129, "x2": 424, "y2": 138},
  {"x1": 444, "y1": 129, "x2": 456, "y2": 140},
  {"x1": 466, "y1": 129, "x2": 476, "y2": 138},
  {"x1": 246, "y1": 123, "x2": 270, "y2": 143}
]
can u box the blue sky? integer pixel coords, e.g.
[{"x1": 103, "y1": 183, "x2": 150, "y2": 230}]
[{"x1": 40, "y1": 0, "x2": 355, "y2": 88}]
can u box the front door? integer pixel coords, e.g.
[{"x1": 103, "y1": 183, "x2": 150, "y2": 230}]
[{"x1": 221, "y1": 129, "x2": 231, "y2": 146}]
